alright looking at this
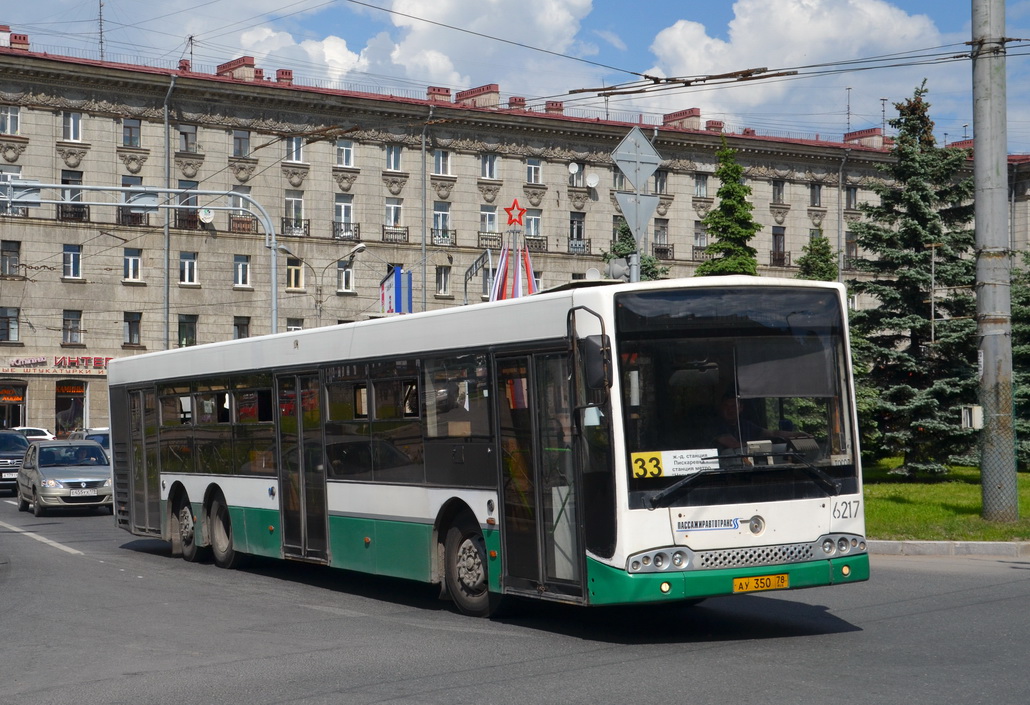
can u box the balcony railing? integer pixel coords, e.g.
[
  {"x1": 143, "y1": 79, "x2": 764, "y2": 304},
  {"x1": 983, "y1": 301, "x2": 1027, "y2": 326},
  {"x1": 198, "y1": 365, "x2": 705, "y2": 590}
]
[
  {"x1": 57, "y1": 204, "x2": 90, "y2": 222},
  {"x1": 478, "y1": 231, "x2": 502, "y2": 249},
  {"x1": 432, "y1": 228, "x2": 456, "y2": 246},
  {"x1": 332, "y1": 222, "x2": 361, "y2": 241},
  {"x1": 0, "y1": 205, "x2": 29, "y2": 218},
  {"x1": 175, "y1": 211, "x2": 202, "y2": 230},
  {"x1": 117, "y1": 208, "x2": 150, "y2": 227},
  {"x1": 382, "y1": 225, "x2": 409, "y2": 243},
  {"x1": 282, "y1": 218, "x2": 310, "y2": 237},
  {"x1": 229, "y1": 214, "x2": 258, "y2": 234},
  {"x1": 769, "y1": 250, "x2": 792, "y2": 267},
  {"x1": 568, "y1": 238, "x2": 591, "y2": 255},
  {"x1": 691, "y1": 245, "x2": 716, "y2": 261},
  {"x1": 525, "y1": 236, "x2": 547, "y2": 252},
  {"x1": 652, "y1": 243, "x2": 675, "y2": 260}
]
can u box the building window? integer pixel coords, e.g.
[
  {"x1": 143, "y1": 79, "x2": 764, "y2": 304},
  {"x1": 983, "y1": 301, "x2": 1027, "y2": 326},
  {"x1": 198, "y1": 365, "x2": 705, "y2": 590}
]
[
  {"x1": 694, "y1": 174, "x2": 708, "y2": 198},
  {"x1": 772, "y1": 179, "x2": 786, "y2": 204},
  {"x1": 286, "y1": 318, "x2": 304, "y2": 332},
  {"x1": 234, "y1": 254, "x2": 251, "y2": 287},
  {"x1": 233, "y1": 316, "x2": 250, "y2": 340},
  {"x1": 433, "y1": 201, "x2": 451, "y2": 232},
  {"x1": 177, "y1": 314, "x2": 197, "y2": 347},
  {"x1": 525, "y1": 209, "x2": 542, "y2": 237},
  {"x1": 436, "y1": 265, "x2": 451, "y2": 295},
  {"x1": 286, "y1": 258, "x2": 304, "y2": 289},
  {"x1": 845, "y1": 231, "x2": 858, "y2": 263},
  {"x1": 569, "y1": 212, "x2": 586, "y2": 241},
  {"x1": 62, "y1": 310, "x2": 83, "y2": 345},
  {"x1": 63, "y1": 244, "x2": 82, "y2": 279},
  {"x1": 334, "y1": 193, "x2": 353, "y2": 224},
  {"x1": 653, "y1": 218, "x2": 669, "y2": 245},
  {"x1": 694, "y1": 220, "x2": 708, "y2": 248},
  {"x1": 568, "y1": 162, "x2": 585, "y2": 187},
  {"x1": 526, "y1": 158, "x2": 542, "y2": 184},
  {"x1": 653, "y1": 170, "x2": 668, "y2": 195},
  {"x1": 285, "y1": 135, "x2": 304, "y2": 163},
  {"x1": 123, "y1": 248, "x2": 142, "y2": 281},
  {"x1": 178, "y1": 124, "x2": 198, "y2": 153},
  {"x1": 845, "y1": 185, "x2": 859, "y2": 210},
  {"x1": 1, "y1": 240, "x2": 20, "y2": 277},
  {"x1": 284, "y1": 190, "x2": 304, "y2": 233},
  {"x1": 232, "y1": 130, "x2": 250, "y2": 158},
  {"x1": 337, "y1": 260, "x2": 354, "y2": 292},
  {"x1": 385, "y1": 144, "x2": 402, "y2": 171},
  {"x1": 385, "y1": 198, "x2": 402, "y2": 227},
  {"x1": 810, "y1": 183, "x2": 822, "y2": 207},
  {"x1": 122, "y1": 118, "x2": 141, "y2": 147},
  {"x1": 179, "y1": 251, "x2": 198, "y2": 284},
  {"x1": 612, "y1": 170, "x2": 626, "y2": 191},
  {"x1": 336, "y1": 139, "x2": 354, "y2": 167},
  {"x1": 123, "y1": 312, "x2": 142, "y2": 346},
  {"x1": 63, "y1": 112, "x2": 83, "y2": 141},
  {"x1": 772, "y1": 226, "x2": 786, "y2": 265},
  {"x1": 0, "y1": 307, "x2": 19, "y2": 342},
  {"x1": 481, "y1": 153, "x2": 498, "y2": 179},
  {"x1": 480, "y1": 205, "x2": 497, "y2": 233},
  {"x1": 0, "y1": 105, "x2": 19, "y2": 135},
  {"x1": 433, "y1": 149, "x2": 450, "y2": 175}
]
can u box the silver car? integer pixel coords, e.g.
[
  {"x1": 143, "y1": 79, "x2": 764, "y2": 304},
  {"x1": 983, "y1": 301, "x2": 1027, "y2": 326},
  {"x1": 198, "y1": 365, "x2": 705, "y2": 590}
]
[{"x1": 16, "y1": 440, "x2": 113, "y2": 516}]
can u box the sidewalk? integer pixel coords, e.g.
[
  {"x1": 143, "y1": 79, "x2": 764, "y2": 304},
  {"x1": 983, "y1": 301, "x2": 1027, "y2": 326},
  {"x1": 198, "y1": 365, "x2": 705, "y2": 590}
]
[{"x1": 868, "y1": 540, "x2": 1030, "y2": 558}]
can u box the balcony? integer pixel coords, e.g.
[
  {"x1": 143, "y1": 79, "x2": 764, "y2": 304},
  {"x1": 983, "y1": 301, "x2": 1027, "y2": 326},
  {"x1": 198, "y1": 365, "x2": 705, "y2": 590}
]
[
  {"x1": 478, "y1": 231, "x2": 502, "y2": 249},
  {"x1": 652, "y1": 243, "x2": 675, "y2": 260},
  {"x1": 0, "y1": 205, "x2": 29, "y2": 218},
  {"x1": 382, "y1": 225, "x2": 409, "y2": 243},
  {"x1": 229, "y1": 214, "x2": 258, "y2": 234},
  {"x1": 692, "y1": 245, "x2": 715, "y2": 261},
  {"x1": 525, "y1": 236, "x2": 547, "y2": 253},
  {"x1": 332, "y1": 222, "x2": 361, "y2": 241},
  {"x1": 175, "y1": 211, "x2": 202, "y2": 230},
  {"x1": 57, "y1": 204, "x2": 90, "y2": 222},
  {"x1": 281, "y1": 218, "x2": 310, "y2": 237},
  {"x1": 432, "y1": 228, "x2": 456, "y2": 246},
  {"x1": 117, "y1": 208, "x2": 149, "y2": 227},
  {"x1": 568, "y1": 238, "x2": 591, "y2": 255},
  {"x1": 769, "y1": 250, "x2": 792, "y2": 267}
]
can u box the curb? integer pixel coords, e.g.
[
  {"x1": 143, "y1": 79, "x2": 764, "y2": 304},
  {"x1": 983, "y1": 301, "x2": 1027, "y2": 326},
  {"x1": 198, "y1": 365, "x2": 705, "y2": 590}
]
[{"x1": 868, "y1": 540, "x2": 1030, "y2": 558}]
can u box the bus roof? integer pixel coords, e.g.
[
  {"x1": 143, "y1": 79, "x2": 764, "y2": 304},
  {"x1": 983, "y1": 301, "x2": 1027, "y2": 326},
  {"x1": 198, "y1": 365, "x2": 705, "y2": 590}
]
[{"x1": 107, "y1": 276, "x2": 844, "y2": 387}]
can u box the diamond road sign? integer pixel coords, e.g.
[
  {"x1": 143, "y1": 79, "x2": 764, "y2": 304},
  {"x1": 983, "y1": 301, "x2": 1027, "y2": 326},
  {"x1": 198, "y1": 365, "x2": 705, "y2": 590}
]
[
  {"x1": 614, "y1": 191, "x2": 659, "y2": 247},
  {"x1": 612, "y1": 127, "x2": 662, "y2": 192}
]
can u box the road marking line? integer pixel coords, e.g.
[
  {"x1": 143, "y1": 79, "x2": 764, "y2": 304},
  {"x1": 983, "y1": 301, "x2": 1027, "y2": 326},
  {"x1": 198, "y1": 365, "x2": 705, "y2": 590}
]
[{"x1": 0, "y1": 519, "x2": 85, "y2": 555}]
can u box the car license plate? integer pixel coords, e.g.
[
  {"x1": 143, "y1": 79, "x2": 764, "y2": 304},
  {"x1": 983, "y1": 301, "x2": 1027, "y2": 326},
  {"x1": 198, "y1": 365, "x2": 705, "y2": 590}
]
[
  {"x1": 733, "y1": 573, "x2": 789, "y2": 593},
  {"x1": 1, "y1": 471, "x2": 16, "y2": 479},
  {"x1": 70, "y1": 488, "x2": 98, "y2": 497}
]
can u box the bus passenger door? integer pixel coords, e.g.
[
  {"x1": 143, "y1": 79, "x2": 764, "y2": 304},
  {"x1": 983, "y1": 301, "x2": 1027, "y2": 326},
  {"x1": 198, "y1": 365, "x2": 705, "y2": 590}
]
[
  {"x1": 276, "y1": 373, "x2": 328, "y2": 562},
  {"x1": 127, "y1": 389, "x2": 161, "y2": 535},
  {"x1": 496, "y1": 354, "x2": 583, "y2": 600}
]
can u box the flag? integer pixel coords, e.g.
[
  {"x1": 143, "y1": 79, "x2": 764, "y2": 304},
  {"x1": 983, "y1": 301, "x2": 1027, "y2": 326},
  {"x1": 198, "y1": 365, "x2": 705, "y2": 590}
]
[
  {"x1": 522, "y1": 245, "x2": 538, "y2": 294},
  {"x1": 490, "y1": 239, "x2": 510, "y2": 301}
]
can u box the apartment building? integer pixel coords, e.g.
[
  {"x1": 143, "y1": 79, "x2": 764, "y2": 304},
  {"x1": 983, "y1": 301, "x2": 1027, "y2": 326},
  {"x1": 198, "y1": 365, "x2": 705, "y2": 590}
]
[{"x1": 0, "y1": 27, "x2": 944, "y2": 433}]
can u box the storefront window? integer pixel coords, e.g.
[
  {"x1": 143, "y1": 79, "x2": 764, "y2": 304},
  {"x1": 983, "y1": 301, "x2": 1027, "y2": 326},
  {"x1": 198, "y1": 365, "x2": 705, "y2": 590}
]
[{"x1": 55, "y1": 380, "x2": 86, "y2": 437}]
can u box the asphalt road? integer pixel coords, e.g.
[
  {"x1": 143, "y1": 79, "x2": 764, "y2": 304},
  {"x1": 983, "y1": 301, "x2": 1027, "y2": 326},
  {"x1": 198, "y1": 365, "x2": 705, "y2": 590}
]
[{"x1": 1, "y1": 497, "x2": 1027, "y2": 705}]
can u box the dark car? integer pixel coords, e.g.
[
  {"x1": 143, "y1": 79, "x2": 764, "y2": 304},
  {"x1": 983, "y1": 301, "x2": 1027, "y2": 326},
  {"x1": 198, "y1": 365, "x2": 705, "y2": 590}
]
[
  {"x1": 16, "y1": 440, "x2": 112, "y2": 516},
  {"x1": 0, "y1": 429, "x2": 31, "y2": 495}
]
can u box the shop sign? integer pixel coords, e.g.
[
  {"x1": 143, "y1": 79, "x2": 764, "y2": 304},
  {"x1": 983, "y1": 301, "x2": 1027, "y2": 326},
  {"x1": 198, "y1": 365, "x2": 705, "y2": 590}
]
[{"x1": 1, "y1": 355, "x2": 114, "y2": 377}]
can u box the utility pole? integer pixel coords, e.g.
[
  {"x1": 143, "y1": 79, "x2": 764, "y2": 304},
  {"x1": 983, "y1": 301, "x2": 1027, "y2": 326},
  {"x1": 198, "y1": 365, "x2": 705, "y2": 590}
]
[{"x1": 972, "y1": 0, "x2": 1017, "y2": 520}]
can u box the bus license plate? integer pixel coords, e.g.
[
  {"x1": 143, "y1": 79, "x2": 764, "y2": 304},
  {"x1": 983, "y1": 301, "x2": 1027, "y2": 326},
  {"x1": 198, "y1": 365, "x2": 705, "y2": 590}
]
[
  {"x1": 733, "y1": 573, "x2": 789, "y2": 593},
  {"x1": 70, "y1": 488, "x2": 98, "y2": 497}
]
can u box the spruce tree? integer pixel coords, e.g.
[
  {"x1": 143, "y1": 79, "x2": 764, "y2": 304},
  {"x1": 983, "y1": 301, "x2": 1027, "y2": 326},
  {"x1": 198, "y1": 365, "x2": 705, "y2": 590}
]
[
  {"x1": 848, "y1": 83, "x2": 977, "y2": 474},
  {"x1": 1011, "y1": 253, "x2": 1030, "y2": 469},
  {"x1": 695, "y1": 142, "x2": 761, "y2": 276},
  {"x1": 794, "y1": 233, "x2": 838, "y2": 282}
]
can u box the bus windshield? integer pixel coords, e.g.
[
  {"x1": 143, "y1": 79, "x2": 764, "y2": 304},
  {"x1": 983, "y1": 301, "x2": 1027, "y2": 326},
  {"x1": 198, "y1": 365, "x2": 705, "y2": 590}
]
[{"x1": 615, "y1": 286, "x2": 859, "y2": 509}]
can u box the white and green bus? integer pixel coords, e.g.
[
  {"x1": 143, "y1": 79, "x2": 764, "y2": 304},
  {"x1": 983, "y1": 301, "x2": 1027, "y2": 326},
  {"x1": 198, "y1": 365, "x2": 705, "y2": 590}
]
[{"x1": 108, "y1": 276, "x2": 868, "y2": 616}]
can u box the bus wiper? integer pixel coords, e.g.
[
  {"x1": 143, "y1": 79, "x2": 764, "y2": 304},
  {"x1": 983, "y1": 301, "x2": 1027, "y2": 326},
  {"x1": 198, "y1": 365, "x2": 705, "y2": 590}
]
[
  {"x1": 648, "y1": 461, "x2": 734, "y2": 508},
  {"x1": 777, "y1": 449, "x2": 842, "y2": 496}
]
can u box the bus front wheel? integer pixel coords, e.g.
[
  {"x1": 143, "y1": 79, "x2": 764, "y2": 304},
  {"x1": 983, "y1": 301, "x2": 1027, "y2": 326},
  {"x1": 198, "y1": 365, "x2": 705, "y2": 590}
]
[
  {"x1": 444, "y1": 523, "x2": 492, "y2": 617},
  {"x1": 210, "y1": 496, "x2": 242, "y2": 569}
]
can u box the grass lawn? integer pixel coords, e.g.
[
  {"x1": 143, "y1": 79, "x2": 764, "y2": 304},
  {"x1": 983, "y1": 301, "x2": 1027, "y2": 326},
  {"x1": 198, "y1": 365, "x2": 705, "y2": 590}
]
[{"x1": 864, "y1": 461, "x2": 1030, "y2": 541}]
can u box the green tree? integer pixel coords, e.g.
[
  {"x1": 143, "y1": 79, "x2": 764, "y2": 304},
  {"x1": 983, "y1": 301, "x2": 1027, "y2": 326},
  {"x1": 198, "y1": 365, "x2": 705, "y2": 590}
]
[
  {"x1": 1011, "y1": 252, "x2": 1030, "y2": 469},
  {"x1": 695, "y1": 142, "x2": 761, "y2": 276},
  {"x1": 600, "y1": 222, "x2": 670, "y2": 281},
  {"x1": 794, "y1": 233, "x2": 838, "y2": 282},
  {"x1": 848, "y1": 83, "x2": 977, "y2": 474}
]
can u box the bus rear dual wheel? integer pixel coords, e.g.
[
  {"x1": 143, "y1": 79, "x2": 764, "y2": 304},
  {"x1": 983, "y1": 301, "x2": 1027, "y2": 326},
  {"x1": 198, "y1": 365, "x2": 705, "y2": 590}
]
[{"x1": 174, "y1": 494, "x2": 239, "y2": 569}]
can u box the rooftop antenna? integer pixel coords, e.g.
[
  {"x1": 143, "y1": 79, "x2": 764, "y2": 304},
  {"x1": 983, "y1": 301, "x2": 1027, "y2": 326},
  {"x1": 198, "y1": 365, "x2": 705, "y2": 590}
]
[
  {"x1": 98, "y1": 0, "x2": 105, "y2": 61},
  {"x1": 846, "y1": 87, "x2": 852, "y2": 134},
  {"x1": 880, "y1": 97, "x2": 888, "y2": 134}
]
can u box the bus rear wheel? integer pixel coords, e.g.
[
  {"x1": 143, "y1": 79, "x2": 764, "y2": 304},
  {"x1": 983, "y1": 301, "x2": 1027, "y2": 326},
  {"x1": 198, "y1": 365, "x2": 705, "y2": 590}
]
[
  {"x1": 444, "y1": 523, "x2": 492, "y2": 617},
  {"x1": 176, "y1": 496, "x2": 209, "y2": 563},
  {"x1": 210, "y1": 496, "x2": 242, "y2": 569}
]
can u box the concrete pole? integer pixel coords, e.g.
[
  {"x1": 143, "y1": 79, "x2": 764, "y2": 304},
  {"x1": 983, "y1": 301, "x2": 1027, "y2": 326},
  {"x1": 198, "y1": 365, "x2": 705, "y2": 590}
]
[{"x1": 972, "y1": 0, "x2": 1017, "y2": 520}]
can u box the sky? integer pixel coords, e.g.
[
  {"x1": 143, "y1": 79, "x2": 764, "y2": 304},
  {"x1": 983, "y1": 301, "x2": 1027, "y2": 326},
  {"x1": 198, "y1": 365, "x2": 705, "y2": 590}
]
[{"x1": 4, "y1": 0, "x2": 1029, "y2": 150}]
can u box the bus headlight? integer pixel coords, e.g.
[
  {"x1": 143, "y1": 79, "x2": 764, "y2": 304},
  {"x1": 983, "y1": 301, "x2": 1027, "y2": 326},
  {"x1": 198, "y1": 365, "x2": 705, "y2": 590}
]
[
  {"x1": 822, "y1": 538, "x2": 836, "y2": 555},
  {"x1": 837, "y1": 538, "x2": 850, "y2": 553},
  {"x1": 672, "y1": 552, "x2": 686, "y2": 568}
]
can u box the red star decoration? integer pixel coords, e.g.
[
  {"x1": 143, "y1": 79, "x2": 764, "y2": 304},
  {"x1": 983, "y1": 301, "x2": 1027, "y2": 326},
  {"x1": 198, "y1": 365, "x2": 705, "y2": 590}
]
[{"x1": 504, "y1": 198, "x2": 526, "y2": 226}]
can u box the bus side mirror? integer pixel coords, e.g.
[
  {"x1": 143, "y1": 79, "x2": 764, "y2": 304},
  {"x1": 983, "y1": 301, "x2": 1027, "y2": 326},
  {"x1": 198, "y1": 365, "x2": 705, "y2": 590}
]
[{"x1": 580, "y1": 335, "x2": 611, "y2": 391}]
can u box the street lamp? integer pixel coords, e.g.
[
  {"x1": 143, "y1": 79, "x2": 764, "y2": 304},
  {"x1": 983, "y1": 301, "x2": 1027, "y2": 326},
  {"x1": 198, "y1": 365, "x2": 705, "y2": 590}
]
[{"x1": 276, "y1": 243, "x2": 352, "y2": 328}]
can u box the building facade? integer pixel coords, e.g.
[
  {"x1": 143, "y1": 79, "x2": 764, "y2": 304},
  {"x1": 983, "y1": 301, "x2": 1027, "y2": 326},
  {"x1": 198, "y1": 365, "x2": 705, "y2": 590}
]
[{"x1": 3, "y1": 26, "x2": 1003, "y2": 434}]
